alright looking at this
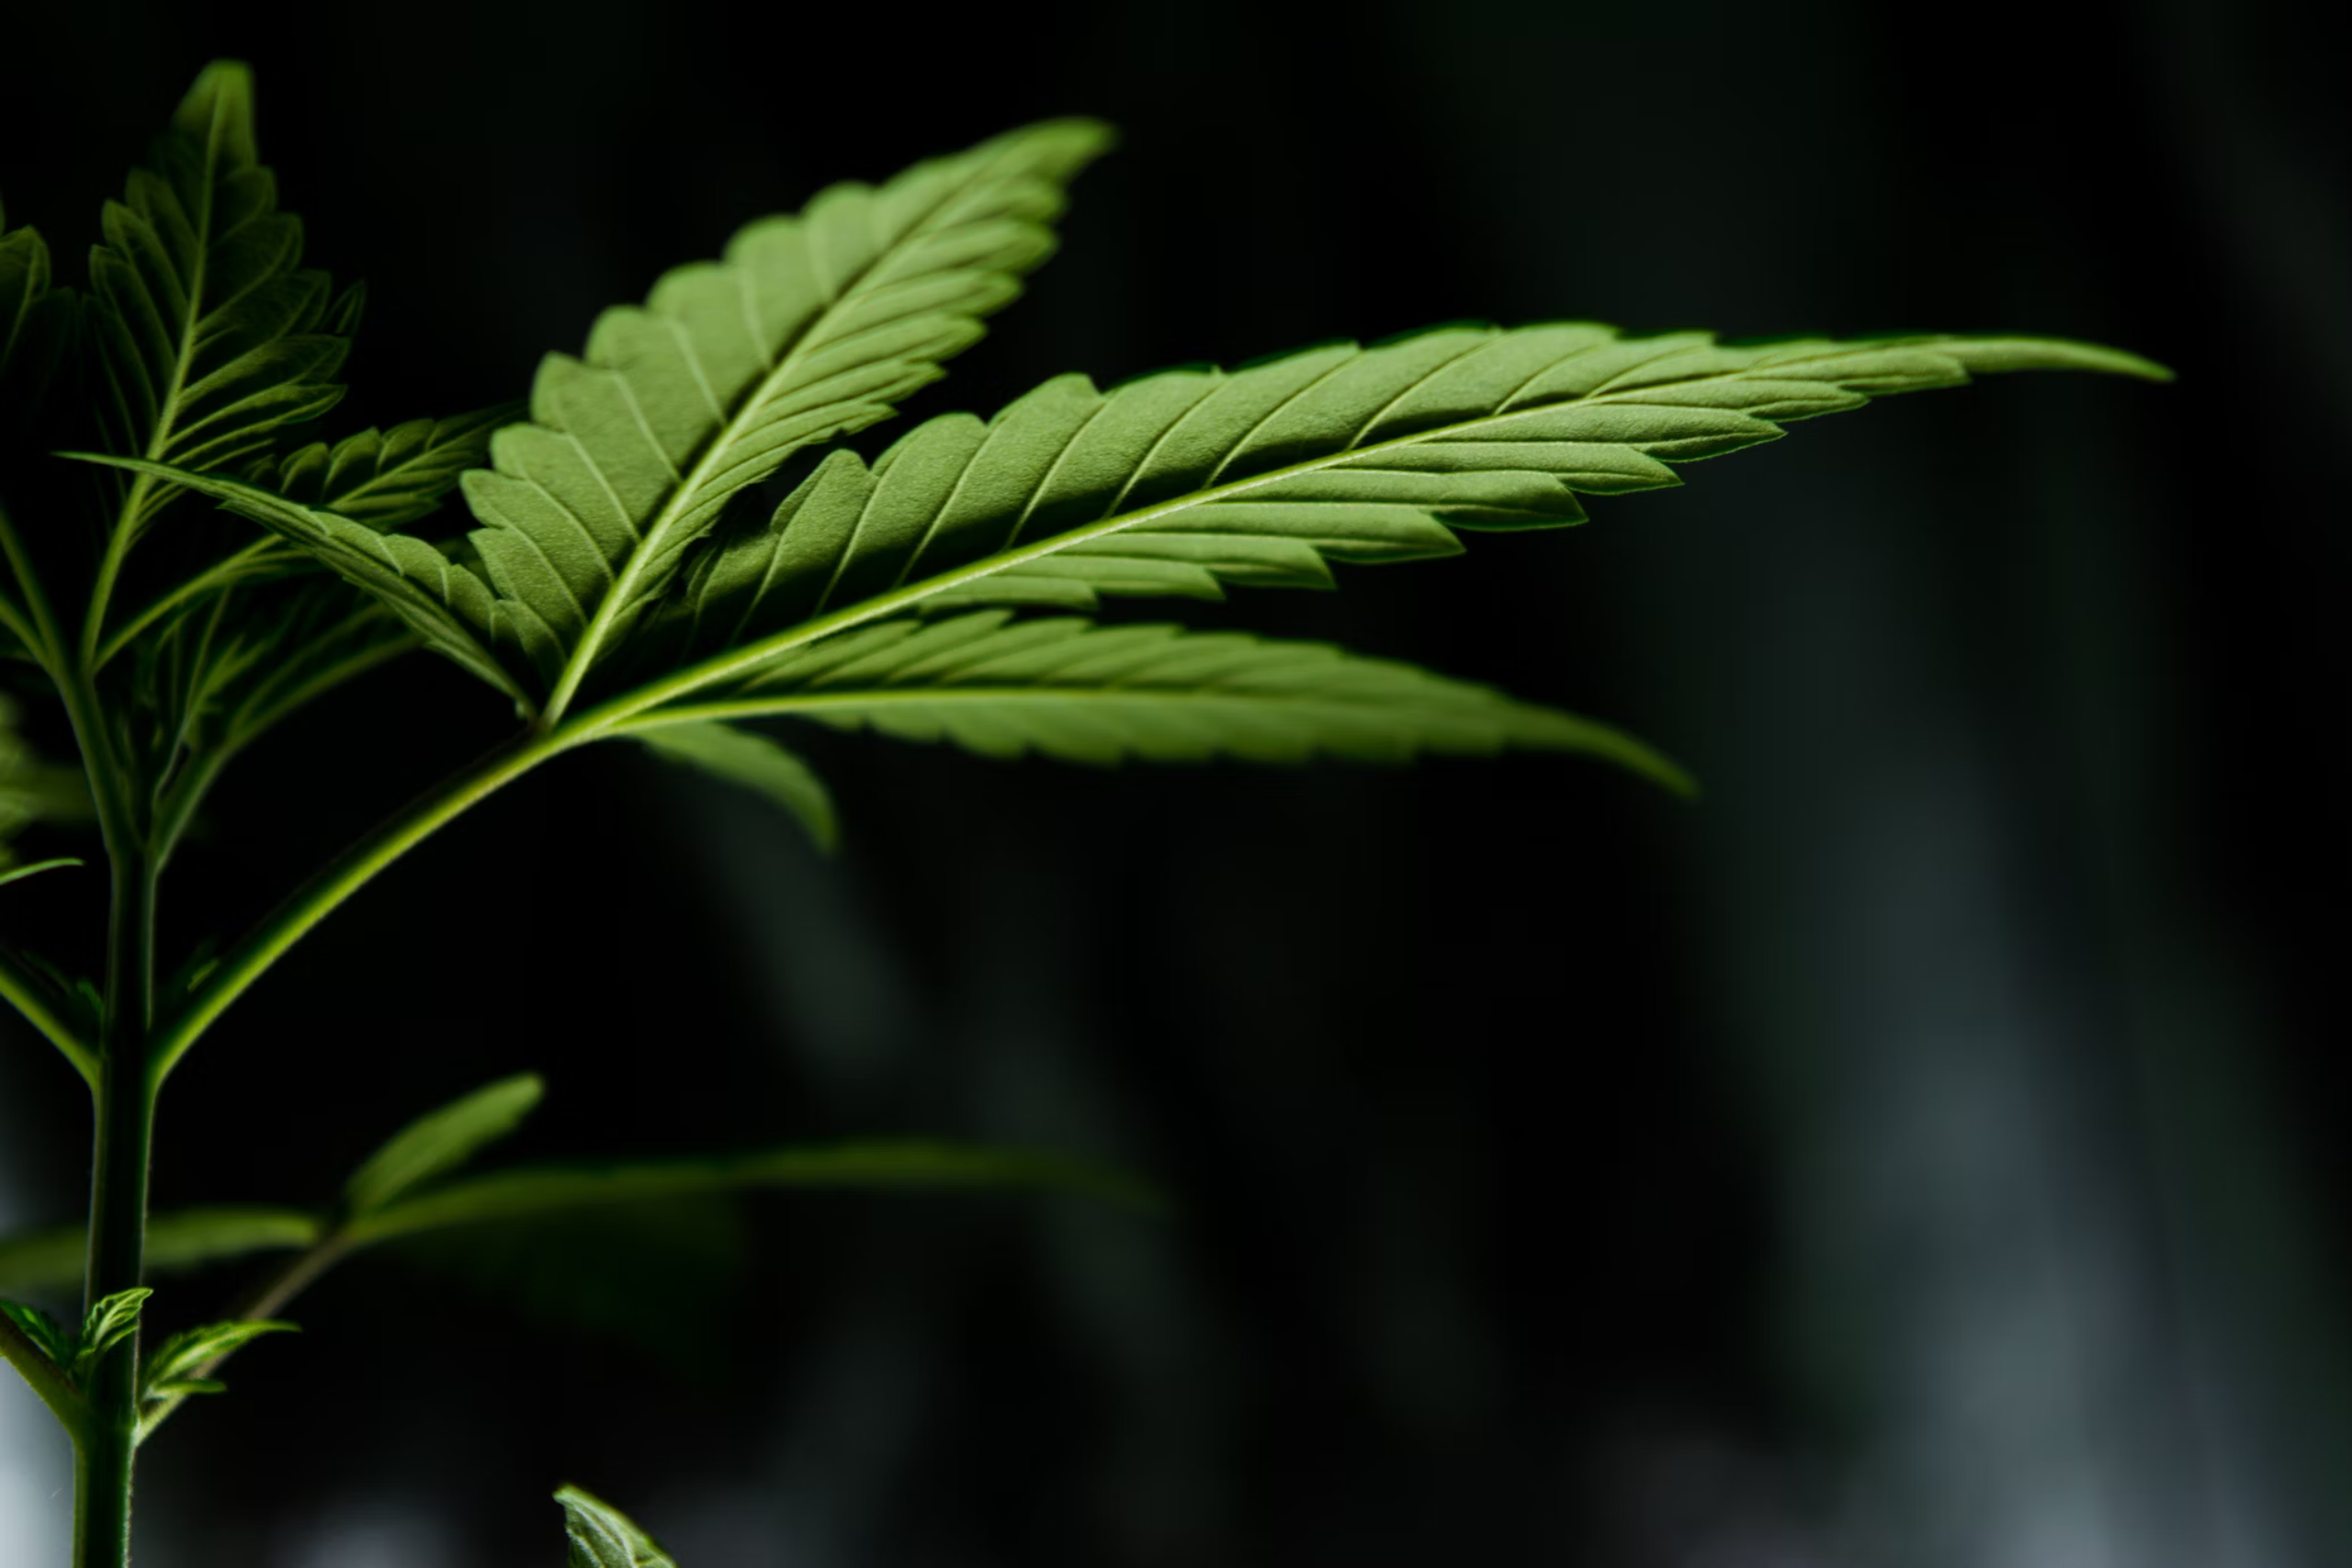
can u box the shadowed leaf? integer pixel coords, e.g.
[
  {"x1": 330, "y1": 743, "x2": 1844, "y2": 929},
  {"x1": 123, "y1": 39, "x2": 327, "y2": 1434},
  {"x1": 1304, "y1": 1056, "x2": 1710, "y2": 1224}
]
[
  {"x1": 636, "y1": 720, "x2": 838, "y2": 851},
  {"x1": 343, "y1": 1074, "x2": 546, "y2": 1220}
]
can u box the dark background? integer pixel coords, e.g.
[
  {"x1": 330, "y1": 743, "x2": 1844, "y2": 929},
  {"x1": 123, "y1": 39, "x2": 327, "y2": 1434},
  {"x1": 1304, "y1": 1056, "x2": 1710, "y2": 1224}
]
[{"x1": 2, "y1": 0, "x2": 2346, "y2": 1563}]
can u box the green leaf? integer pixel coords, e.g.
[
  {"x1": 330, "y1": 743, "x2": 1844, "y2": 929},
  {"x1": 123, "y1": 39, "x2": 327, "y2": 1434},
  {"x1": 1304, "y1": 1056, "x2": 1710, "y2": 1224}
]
[
  {"x1": 346, "y1": 1138, "x2": 1164, "y2": 1244},
  {"x1": 557, "y1": 1485, "x2": 679, "y2": 1568},
  {"x1": 62, "y1": 456, "x2": 531, "y2": 705},
  {"x1": 342, "y1": 1074, "x2": 547, "y2": 1220},
  {"x1": 0, "y1": 198, "x2": 76, "y2": 441},
  {"x1": 638, "y1": 610, "x2": 1691, "y2": 789},
  {"x1": 72, "y1": 1287, "x2": 152, "y2": 1382},
  {"x1": 0, "y1": 857, "x2": 81, "y2": 888},
  {"x1": 0, "y1": 1299, "x2": 73, "y2": 1370},
  {"x1": 86, "y1": 61, "x2": 356, "y2": 536},
  {"x1": 134, "y1": 578, "x2": 415, "y2": 858},
  {"x1": 139, "y1": 1318, "x2": 295, "y2": 1403},
  {"x1": 0, "y1": 693, "x2": 94, "y2": 851},
  {"x1": 639, "y1": 327, "x2": 2166, "y2": 687},
  {"x1": 458, "y1": 118, "x2": 1112, "y2": 716},
  {"x1": 266, "y1": 405, "x2": 519, "y2": 530},
  {"x1": 0, "y1": 1208, "x2": 322, "y2": 1295},
  {"x1": 635, "y1": 720, "x2": 838, "y2": 852}
]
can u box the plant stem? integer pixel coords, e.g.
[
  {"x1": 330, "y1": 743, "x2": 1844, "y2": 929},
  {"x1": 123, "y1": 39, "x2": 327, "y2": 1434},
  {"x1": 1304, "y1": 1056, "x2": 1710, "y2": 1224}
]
[
  {"x1": 147, "y1": 728, "x2": 574, "y2": 1086},
  {"x1": 76, "y1": 852, "x2": 158, "y2": 1568},
  {"x1": 136, "y1": 1235, "x2": 345, "y2": 1444}
]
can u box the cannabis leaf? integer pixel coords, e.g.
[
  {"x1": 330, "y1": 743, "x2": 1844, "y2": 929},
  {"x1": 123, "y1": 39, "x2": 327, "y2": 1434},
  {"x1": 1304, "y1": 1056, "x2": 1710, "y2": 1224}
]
[
  {"x1": 458, "y1": 118, "x2": 1112, "y2": 717},
  {"x1": 6, "y1": 1288, "x2": 159, "y2": 1393},
  {"x1": 633, "y1": 609, "x2": 1690, "y2": 785},
  {"x1": 0, "y1": 1211, "x2": 321, "y2": 1295},
  {"x1": 83, "y1": 410, "x2": 511, "y2": 671},
  {"x1": 0, "y1": 694, "x2": 91, "y2": 855},
  {"x1": 0, "y1": 1296, "x2": 87, "y2": 1429},
  {"x1": 621, "y1": 327, "x2": 2170, "y2": 702},
  {"x1": 0, "y1": 1142, "x2": 1159, "y2": 1295},
  {"x1": 0, "y1": 196, "x2": 75, "y2": 442},
  {"x1": 73, "y1": 1288, "x2": 153, "y2": 1383},
  {"x1": 345, "y1": 1138, "x2": 1165, "y2": 1241},
  {"x1": 558, "y1": 1485, "x2": 679, "y2": 1568},
  {"x1": 342, "y1": 1073, "x2": 545, "y2": 1220},
  {"x1": 0, "y1": 857, "x2": 81, "y2": 888},
  {"x1": 0, "y1": 1299, "x2": 74, "y2": 1369},
  {"x1": 139, "y1": 1318, "x2": 294, "y2": 1403},
  {"x1": 85, "y1": 60, "x2": 356, "y2": 592},
  {"x1": 636, "y1": 720, "x2": 838, "y2": 851},
  {"x1": 71, "y1": 459, "x2": 526, "y2": 701},
  {"x1": 266, "y1": 406, "x2": 516, "y2": 530}
]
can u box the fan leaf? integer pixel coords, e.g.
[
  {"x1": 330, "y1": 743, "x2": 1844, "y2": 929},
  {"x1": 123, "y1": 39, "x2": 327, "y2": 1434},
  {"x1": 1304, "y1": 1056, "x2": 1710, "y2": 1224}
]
[
  {"x1": 629, "y1": 326, "x2": 2165, "y2": 701},
  {"x1": 62, "y1": 456, "x2": 533, "y2": 704},
  {"x1": 633, "y1": 609, "x2": 1691, "y2": 787},
  {"x1": 458, "y1": 118, "x2": 1112, "y2": 717},
  {"x1": 86, "y1": 61, "x2": 356, "y2": 542}
]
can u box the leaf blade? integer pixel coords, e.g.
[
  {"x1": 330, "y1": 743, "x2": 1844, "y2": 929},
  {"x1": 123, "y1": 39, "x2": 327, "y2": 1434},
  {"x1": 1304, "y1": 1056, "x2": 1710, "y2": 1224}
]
[
  {"x1": 458, "y1": 118, "x2": 1113, "y2": 716},
  {"x1": 87, "y1": 61, "x2": 356, "y2": 537},
  {"x1": 342, "y1": 1073, "x2": 546, "y2": 1220},
  {"x1": 557, "y1": 1485, "x2": 678, "y2": 1568},
  {"x1": 634, "y1": 720, "x2": 837, "y2": 851},
  {"x1": 0, "y1": 1208, "x2": 322, "y2": 1295},
  {"x1": 61, "y1": 455, "x2": 532, "y2": 705},
  {"x1": 0, "y1": 207, "x2": 75, "y2": 444},
  {"x1": 72, "y1": 1287, "x2": 152, "y2": 1382},
  {"x1": 268, "y1": 404, "x2": 519, "y2": 530},
  {"x1": 0, "y1": 1299, "x2": 74, "y2": 1369},
  {"x1": 626, "y1": 324, "x2": 2164, "y2": 706},
  {"x1": 139, "y1": 1318, "x2": 295, "y2": 1404},
  {"x1": 346, "y1": 1138, "x2": 1165, "y2": 1244},
  {"x1": 637, "y1": 611, "x2": 1692, "y2": 789}
]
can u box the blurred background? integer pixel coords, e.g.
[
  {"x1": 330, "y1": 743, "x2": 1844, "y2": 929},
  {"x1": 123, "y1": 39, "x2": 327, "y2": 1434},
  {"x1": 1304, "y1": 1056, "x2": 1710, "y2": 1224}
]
[{"x1": 1, "y1": 0, "x2": 2346, "y2": 1562}]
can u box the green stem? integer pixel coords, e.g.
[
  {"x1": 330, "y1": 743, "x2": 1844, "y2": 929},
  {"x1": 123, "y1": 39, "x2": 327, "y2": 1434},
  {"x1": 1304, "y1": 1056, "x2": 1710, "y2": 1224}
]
[
  {"x1": 92, "y1": 539, "x2": 292, "y2": 672},
  {"x1": 137, "y1": 1233, "x2": 345, "y2": 1444},
  {"x1": 0, "y1": 1307, "x2": 87, "y2": 1436},
  {"x1": 148, "y1": 728, "x2": 574, "y2": 1086},
  {"x1": 76, "y1": 852, "x2": 158, "y2": 1568}
]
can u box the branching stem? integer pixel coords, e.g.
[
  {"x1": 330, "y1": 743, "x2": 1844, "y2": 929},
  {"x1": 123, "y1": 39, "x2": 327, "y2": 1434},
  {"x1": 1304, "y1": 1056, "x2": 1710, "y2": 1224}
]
[{"x1": 0, "y1": 1305, "x2": 88, "y2": 1437}]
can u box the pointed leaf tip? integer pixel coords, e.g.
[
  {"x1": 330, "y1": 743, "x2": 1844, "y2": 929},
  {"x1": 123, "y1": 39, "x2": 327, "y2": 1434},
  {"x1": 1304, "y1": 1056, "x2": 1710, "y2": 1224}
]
[
  {"x1": 343, "y1": 1073, "x2": 548, "y2": 1220},
  {"x1": 1938, "y1": 334, "x2": 2174, "y2": 383},
  {"x1": 0, "y1": 858, "x2": 85, "y2": 889},
  {"x1": 174, "y1": 61, "x2": 259, "y2": 164},
  {"x1": 558, "y1": 1485, "x2": 679, "y2": 1568},
  {"x1": 634, "y1": 721, "x2": 839, "y2": 853}
]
